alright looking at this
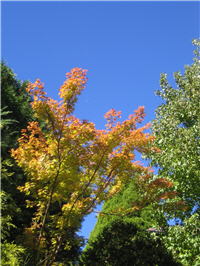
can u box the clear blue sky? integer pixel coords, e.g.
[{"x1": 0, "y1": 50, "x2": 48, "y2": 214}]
[{"x1": 2, "y1": 1, "x2": 199, "y2": 241}]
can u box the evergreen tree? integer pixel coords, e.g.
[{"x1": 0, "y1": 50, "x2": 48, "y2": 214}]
[
  {"x1": 87, "y1": 181, "x2": 158, "y2": 246},
  {"x1": 1, "y1": 60, "x2": 36, "y2": 242},
  {"x1": 1, "y1": 105, "x2": 30, "y2": 266},
  {"x1": 1, "y1": 60, "x2": 35, "y2": 158}
]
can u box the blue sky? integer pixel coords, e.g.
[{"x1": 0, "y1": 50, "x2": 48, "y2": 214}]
[{"x1": 1, "y1": 1, "x2": 199, "y2": 241}]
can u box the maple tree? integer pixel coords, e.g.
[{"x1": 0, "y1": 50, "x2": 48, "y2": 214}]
[{"x1": 11, "y1": 68, "x2": 183, "y2": 265}]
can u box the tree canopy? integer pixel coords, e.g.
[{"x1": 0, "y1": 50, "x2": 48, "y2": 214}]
[
  {"x1": 2, "y1": 38, "x2": 199, "y2": 266},
  {"x1": 11, "y1": 67, "x2": 182, "y2": 265},
  {"x1": 147, "y1": 39, "x2": 200, "y2": 217}
]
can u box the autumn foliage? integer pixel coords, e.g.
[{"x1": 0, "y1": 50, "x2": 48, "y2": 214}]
[{"x1": 11, "y1": 68, "x2": 183, "y2": 265}]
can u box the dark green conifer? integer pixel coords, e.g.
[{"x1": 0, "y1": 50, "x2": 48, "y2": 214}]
[{"x1": 87, "y1": 181, "x2": 158, "y2": 245}]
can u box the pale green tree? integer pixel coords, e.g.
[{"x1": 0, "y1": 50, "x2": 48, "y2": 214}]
[{"x1": 147, "y1": 39, "x2": 200, "y2": 217}]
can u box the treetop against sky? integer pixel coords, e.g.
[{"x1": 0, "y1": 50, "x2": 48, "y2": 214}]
[{"x1": 2, "y1": 0, "x2": 199, "y2": 239}]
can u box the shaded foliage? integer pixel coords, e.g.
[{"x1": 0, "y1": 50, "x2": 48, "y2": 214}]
[
  {"x1": 1, "y1": 60, "x2": 36, "y2": 242},
  {"x1": 80, "y1": 220, "x2": 181, "y2": 266},
  {"x1": 1, "y1": 60, "x2": 35, "y2": 158}
]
